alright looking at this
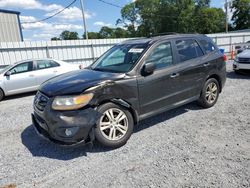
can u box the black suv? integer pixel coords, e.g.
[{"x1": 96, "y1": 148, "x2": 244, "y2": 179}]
[{"x1": 32, "y1": 34, "x2": 226, "y2": 148}]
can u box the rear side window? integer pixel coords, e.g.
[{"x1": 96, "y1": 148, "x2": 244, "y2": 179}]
[
  {"x1": 37, "y1": 60, "x2": 60, "y2": 70},
  {"x1": 199, "y1": 39, "x2": 216, "y2": 53},
  {"x1": 145, "y1": 42, "x2": 173, "y2": 70},
  {"x1": 175, "y1": 39, "x2": 203, "y2": 62}
]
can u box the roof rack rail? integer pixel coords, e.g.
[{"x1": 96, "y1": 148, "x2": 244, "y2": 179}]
[{"x1": 149, "y1": 32, "x2": 179, "y2": 37}]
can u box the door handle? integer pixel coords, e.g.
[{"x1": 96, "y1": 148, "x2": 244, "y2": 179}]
[
  {"x1": 29, "y1": 74, "x2": 35, "y2": 77},
  {"x1": 53, "y1": 70, "x2": 58, "y2": 73},
  {"x1": 203, "y1": 62, "x2": 210, "y2": 67},
  {"x1": 170, "y1": 73, "x2": 180, "y2": 78}
]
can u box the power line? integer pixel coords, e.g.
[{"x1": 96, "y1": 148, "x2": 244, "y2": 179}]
[
  {"x1": 21, "y1": 0, "x2": 77, "y2": 24},
  {"x1": 97, "y1": 0, "x2": 122, "y2": 8}
]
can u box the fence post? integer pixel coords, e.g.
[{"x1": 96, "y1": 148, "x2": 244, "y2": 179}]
[
  {"x1": 215, "y1": 36, "x2": 218, "y2": 44},
  {"x1": 46, "y1": 45, "x2": 50, "y2": 58},
  {"x1": 91, "y1": 44, "x2": 95, "y2": 62}
]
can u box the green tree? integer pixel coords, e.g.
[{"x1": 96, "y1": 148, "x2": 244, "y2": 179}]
[
  {"x1": 83, "y1": 32, "x2": 100, "y2": 39},
  {"x1": 117, "y1": 2, "x2": 140, "y2": 36},
  {"x1": 119, "y1": 0, "x2": 226, "y2": 36},
  {"x1": 136, "y1": 0, "x2": 161, "y2": 36},
  {"x1": 51, "y1": 37, "x2": 60, "y2": 41},
  {"x1": 60, "y1": 30, "x2": 79, "y2": 40},
  {"x1": 99, "y1": 26, "x2": 115, "y2": 38},
  {"x1": 113, "y1": 27, "x2": 129, "y2": 38},
  {"x1": 231, "y1": 0, "x2": 250, "y2": 30},
  {"x1": 98, "y1": 27, "x2": 129, "y2": 38},
  {"x1": 195, "y1": 8, "x2": 225, "y2": 33}
]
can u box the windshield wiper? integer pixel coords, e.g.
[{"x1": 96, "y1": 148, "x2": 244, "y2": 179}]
[{"x1": 92, "y1": 67, "x2": 123, "y2": 73}]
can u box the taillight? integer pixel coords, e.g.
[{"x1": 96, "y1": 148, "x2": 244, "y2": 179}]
[{"x1": 223, "y1": 54, "x2": 227, "y2": 61}]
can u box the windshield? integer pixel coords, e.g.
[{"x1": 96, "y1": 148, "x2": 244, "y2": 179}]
[
  {"x1": 0, "y1": 65, "x2": 12, "y2": 74},
  {"x1": 90, "y1": 43, "x2": 148, "y2": 73}
]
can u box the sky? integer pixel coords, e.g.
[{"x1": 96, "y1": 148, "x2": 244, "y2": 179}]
[{"x1": 0, "y1": 0, "x2": 226, "y2": 41}]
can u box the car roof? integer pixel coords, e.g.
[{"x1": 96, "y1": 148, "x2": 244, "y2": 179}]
[
  {"x1": 121, "y1": 33, "x2": 206, "y2": 45},
  {"x1": 13, "y1": 58, "x2": 61, "y2": 65}
]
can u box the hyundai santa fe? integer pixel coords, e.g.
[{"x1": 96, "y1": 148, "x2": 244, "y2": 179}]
[{"x1": 32, "y1": 34, "x2": 226, "y2": 148}]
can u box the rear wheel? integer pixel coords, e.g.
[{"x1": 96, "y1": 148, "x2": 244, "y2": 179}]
[
  {"x1": 198, "y1": 78, "x2": 220, "y2": 108},
  {"x1": 0, "y1": 89, "x2": 4, "y2": 101},
  {"x1": 95, "y1": 103, "x2": 134, "y2": 148}
]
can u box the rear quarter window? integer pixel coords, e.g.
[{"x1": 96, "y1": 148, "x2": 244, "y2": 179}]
[{"x1": 199, "y1": 39, "x2": 216, "y2": 54}]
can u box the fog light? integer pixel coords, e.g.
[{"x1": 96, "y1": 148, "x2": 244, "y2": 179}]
[
  {"x1": 65, "y1": 128, "x2": 73, "y2": 136},
  {"x1": 57, "y1": 127, "x2": 79, "y2": 138}
]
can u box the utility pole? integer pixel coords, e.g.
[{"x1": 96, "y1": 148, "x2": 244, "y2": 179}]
[
  {"x1": 80, "y1": 0, "x2": 88, "y2": 39},
  {"x1": 225, "y1": 0, "x2": 228, "y2": 33}
]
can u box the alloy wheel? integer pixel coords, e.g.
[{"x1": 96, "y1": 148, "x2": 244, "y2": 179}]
[
  {"x1": 205, "y1": 82, "x2": 218, "y2": 104},
  {"x1": 99, "y1": 108, "x2": 129, "y2": 141}
]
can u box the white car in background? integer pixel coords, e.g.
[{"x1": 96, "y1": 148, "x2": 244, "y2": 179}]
[
  {"x1": 233, "y1": 47, "x2": 250, "y2": 73},
  {"x1": 0, "y1": 58, "x2": 80, "y2": 101}
]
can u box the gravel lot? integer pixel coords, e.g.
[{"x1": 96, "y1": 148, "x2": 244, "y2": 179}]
[{"x1": 0, "y1": 61, "x2": 249, "y2": 188}]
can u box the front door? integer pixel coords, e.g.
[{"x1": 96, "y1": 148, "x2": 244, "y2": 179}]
[{"x1": 137, "y1": 41, "x2": 181, "y2": 118}]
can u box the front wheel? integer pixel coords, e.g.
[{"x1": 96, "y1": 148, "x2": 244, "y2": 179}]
[
  {"x1": 94, "y1": 103, "x2": 134, "y2": 148},
  {"x1": 198, "y1": 78, "x2": 220, "y2": 108}
]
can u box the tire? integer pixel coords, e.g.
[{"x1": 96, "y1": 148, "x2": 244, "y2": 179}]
[
  {"x1": 198, "y1": 78, "x2": 220, "y2": 108},
  {"x1": 234, "y1": 70, "x2": 241, "y2": 74},
  {"x1": 0, "y1": 88, "x2": 4, "y2": 102},
  {"x1": 94, "y1": 102, "x2": 134, "y2": 148}
]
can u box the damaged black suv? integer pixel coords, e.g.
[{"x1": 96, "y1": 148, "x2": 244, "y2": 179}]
[{"x1": 32, "y1": 34, "x2": 226, "y2": 148}]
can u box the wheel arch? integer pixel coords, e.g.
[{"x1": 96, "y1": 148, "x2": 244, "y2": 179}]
[
  {"x1": 206, "y1": 74, "x2": 222, "y2": 92},
  {"x1": 0, "y1": 87, "x2": 5, "y2": 96},
  {"x1": 0, "y1": 87, "x2": 5, "y2": 101},
  {"x1": 97, "y1": 98, "x2": 139, "y2": 125}
]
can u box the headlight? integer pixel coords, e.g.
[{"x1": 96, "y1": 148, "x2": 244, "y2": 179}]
[{"x1": 52, "y1": 93, "x2": 93, "y2": 110}]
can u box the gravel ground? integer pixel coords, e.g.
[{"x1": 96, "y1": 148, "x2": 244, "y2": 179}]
[{"x1": 0, "y1": 61, "x2": 249, "y2": 188}]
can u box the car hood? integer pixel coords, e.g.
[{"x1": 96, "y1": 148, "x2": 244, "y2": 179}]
[
  {"x1": 40, "y1": 69, "x2": 125, "y2": 97},
  {"x1": 237, "y1": 49, "x2": 250, "y2": 58}
]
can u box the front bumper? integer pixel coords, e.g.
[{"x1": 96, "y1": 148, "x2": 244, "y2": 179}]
[
  {"x1": 233, "y1": 61, "x2": 250, "y2": 70},
  {"x1": 32, "y1": 97, "x2": 100, "y2": 146}
]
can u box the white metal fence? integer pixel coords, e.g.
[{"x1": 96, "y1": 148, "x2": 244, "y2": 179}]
[
  {"x1": 0, "y1": 32, "x2": 250, "y2": 66},
  {"x1": 209, "y1": 32, "x2": 250, "y2": 54},
  {"x1": 0, "y1": 38, "x2": 129, "y2": 66}
]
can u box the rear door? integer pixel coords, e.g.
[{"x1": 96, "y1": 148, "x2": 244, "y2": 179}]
[
  {"x1": 172, "y1": 38, "x2": 206, "y2": 100},
  {"x1": 3, "y1": 61, "x2": 37, "y2": 95},
  {"x1": 34, "y1": 60, "x2": 61, "y2": 84}
]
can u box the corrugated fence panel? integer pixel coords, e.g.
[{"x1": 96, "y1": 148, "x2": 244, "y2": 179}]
[{"x1": 0, "y1": 33, "x2": 250, "y2": 66}]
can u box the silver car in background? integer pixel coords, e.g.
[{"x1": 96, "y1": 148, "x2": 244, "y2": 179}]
[
  {"x1": 233, "y1": 47, "x2": 250, "y2": 73},
  {"x1": 0, "y1": 58, "x2": 79, "y2": 101}
]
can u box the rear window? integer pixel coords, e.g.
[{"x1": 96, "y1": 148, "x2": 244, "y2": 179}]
[
  {"x1": 175, "y1": 39, "x2": 203, "y2": 62},
  {"x1": 199, "y1": 39, "x2": 216, "y2": 53}
]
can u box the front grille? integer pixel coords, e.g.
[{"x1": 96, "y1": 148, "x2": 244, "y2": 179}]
[
  {"x1": 34, "y1": 91, "x2": 49, "y2": 111},
  {"x1": 238, "y1": 57, "x2": 250, "y2": 64}
]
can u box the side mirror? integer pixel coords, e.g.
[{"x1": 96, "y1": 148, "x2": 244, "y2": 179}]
[
  {"x1": 4, "y1": 71, "x2": 11, "y2": 76},
  {"x1": 142, "y1": 63, "x2": 156, "y2": 75}
]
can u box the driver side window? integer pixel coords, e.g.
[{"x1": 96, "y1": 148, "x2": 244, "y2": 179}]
[
  {"x1": 9, "y1": 61, "x2": 33, "y2": 75},
  {"x1": 145, "y1": 42, "x2": 173, "y2": 70}
]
